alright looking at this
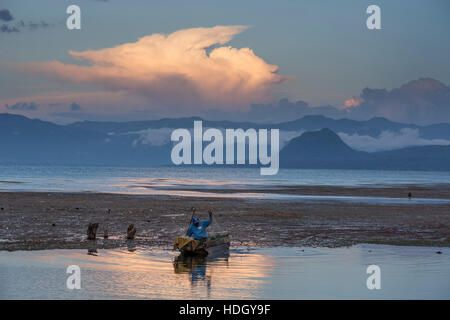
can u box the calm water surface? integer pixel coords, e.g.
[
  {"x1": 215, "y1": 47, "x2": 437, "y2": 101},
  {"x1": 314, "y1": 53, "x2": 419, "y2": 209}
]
[
  {"x1": 1, "y1": 165, "x2": 450, "y2": 203},
  {"x1": 0, "y1": 244, "x2": 448, "y2": 299}
]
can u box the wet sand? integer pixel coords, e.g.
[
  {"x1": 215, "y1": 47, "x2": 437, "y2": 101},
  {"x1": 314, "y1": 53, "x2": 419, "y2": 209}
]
[
  {"x1": 0, "y1": 187, "x2": 449, "y2": 251},
  {"x1": 184, "y1": 184, "x2": 450, "y2": 199}
]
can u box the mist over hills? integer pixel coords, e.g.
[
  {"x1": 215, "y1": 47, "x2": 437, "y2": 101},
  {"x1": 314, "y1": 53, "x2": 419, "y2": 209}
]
[{"x1": 1, "y1": 113, "x2": 449, "y2": 170}]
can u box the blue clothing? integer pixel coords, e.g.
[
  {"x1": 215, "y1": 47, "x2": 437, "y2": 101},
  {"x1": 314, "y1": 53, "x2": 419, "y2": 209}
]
[{"x1": 187, "y1": 218, "x2": 211, "y2": 240}]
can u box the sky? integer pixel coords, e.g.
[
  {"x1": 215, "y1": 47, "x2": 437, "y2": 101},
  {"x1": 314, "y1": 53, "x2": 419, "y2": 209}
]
[{"x1": 0, "y1": 0, "x2": 449, "y2": 124}]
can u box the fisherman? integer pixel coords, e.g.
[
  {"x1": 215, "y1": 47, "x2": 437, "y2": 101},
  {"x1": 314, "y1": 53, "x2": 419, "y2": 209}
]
[{"x1": 187, "y1": 210, "x2": 213, "y2": 240}]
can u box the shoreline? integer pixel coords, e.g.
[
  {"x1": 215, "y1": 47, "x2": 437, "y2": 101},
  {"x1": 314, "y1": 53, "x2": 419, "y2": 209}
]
[
  {"x1": 0, "y1": 187, "x2": 449, "y2": 251},
  {"x1": 2, "y1": 182, "x2": 450, "y2": 199}
]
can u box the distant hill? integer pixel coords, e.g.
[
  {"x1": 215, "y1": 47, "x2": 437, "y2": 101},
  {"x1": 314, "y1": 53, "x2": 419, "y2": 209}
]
[
  {"x1": 369, "y1": 145, "x2": 450, "y2": 171},
  {"x1": 280, "y1": 128, "x2": 450, "y2": 170},
  {"x1": 0, "y1": 113, "x2": 170, "y2": 166},
  {"x1": 278, "y1": 116, "x2": 428, "y2": 137},
  {"x1": 280, "y1": 128, "x2": 367, "y2": 168}
]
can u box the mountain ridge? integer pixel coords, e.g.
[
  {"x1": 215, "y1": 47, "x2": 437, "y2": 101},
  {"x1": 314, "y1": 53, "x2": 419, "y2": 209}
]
[{"x1": 1, "y1": 113, "x2": 449, "y2": 170}]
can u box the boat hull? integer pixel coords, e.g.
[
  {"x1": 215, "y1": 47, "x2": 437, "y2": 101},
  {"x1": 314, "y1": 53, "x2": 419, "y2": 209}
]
[{"x1": 174, "y1": 234, "x2": 230, "y2": 256}]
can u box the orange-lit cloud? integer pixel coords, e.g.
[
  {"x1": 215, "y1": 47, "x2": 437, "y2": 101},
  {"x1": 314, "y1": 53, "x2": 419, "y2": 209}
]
[
  {"x1": 342, "y1": 96, "x2": 362, "y2": 109},
  {"x1": 17, "y1": 26, "x2": 291, "y2": 110}
]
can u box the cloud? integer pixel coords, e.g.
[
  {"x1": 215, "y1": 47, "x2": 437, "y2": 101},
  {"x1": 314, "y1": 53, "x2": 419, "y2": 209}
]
[
  {"x1": 204, "y1": 98, "x2": 345, "y2": 122},
  {"x1": 130, "y1": 128, "x2": 174, "y2": 147},
  {"x1": 248, "y1": 98, "x2": 345, "y2": 122},
  {"x1": 18, "y1": 26, "x2": 291, "y2": 110},
  {"x1": 342, "y1": 97, "x2": 362, "y2": 109},
  {"x1": 0, "y1": 90, "x2": 153, "y2": 123},
  {"x1": 0, "y1": 9, "x2": 13, "y2": 22},
  {"x1": 1, "y1": 20, "x2": 52, "y2": 33},
  {"x1": 5, "y1": 102, "x2": 38, "y2": 111},
  {"x1": 27, "y1": 21, "x2": 50, "y2": 30},
  {"x1": 128, "y1": 126, "x2": 302, "y2": 150},
  {"x1": 338, "y1": 128, "x2": 450, "y2": 152},
  {"x1": 0, "y1": 7, "x2": 54, "y2": 34},
  {"x1": 70, "y1": 102, "x2": 82, "y2": 111},
  {"x1": 0, "y1": 24, "x2": 19, "y2": 33},
  {"x1": 345, "y1": 78, "x2": 450, "y2": 125}
]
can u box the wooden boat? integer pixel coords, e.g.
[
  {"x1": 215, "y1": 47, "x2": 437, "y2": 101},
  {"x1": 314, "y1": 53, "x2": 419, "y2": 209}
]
[{"x1": 174, "y1": 233, "x2": 230, "y2": 256}]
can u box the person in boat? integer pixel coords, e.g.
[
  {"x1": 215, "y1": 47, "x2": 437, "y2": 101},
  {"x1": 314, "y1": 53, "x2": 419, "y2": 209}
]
[{"x1": 187, "y1": 210, "x2": 213, "y2": 240}]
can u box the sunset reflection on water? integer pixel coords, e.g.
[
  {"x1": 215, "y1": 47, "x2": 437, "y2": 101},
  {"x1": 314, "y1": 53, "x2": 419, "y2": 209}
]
[
  {"x1": 1, "y1": 245, "x2": 448, "y2": 299},
  {"x1": 32, "y1": 247, "x2": 276, "y2": 299}
]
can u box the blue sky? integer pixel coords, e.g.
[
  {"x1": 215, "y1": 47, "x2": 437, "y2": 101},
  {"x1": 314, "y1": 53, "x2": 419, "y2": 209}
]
[{"x1": 1, "y1": 0, "x2": 449, "y2": 123}]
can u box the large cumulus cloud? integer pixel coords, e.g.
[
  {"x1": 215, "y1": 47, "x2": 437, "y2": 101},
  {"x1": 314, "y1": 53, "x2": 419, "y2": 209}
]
[{"x1": 18, "y1": 25, "x2": 291, "y2": 110}]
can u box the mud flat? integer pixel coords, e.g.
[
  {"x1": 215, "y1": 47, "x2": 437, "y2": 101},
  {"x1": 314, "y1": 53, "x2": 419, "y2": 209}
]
[{"x1": 0, "y1": 188, "x2": 449, "y2": 251}]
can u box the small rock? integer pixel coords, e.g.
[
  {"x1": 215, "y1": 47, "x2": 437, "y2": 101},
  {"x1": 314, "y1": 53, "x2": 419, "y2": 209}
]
[
  {"x1": 436, "y1": 251, "x2": 442, "y2": 254},
  {"x1": 52, "y1": 223, "x2": 56, "y2": 227}
]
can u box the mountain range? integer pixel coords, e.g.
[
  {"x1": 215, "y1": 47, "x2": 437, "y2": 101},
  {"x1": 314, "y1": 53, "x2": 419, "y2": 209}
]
[
  {"x1": 1, "y1": 113, "x2": 449, "y2": 170},
  {"x1": 66, "y1": 114, "x2": 450, "y2": 139}
]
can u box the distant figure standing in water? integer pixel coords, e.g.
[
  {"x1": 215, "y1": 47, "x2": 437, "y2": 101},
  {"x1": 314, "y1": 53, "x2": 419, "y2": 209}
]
[
  {"x1": 408, "y1": 192, "x2": 412, "y2": 199},
  {"x1": 188, "y1": 211, "x2": 213, "y2": 240}
]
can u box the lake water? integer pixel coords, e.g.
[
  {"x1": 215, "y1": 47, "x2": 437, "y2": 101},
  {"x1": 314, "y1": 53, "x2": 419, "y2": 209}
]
[
  {"x1": 0, "y1": 244, "x2": 448, "y2": 299},
  {"x1": 1, "y1": 165, "x2": 450, "y2": 203}
]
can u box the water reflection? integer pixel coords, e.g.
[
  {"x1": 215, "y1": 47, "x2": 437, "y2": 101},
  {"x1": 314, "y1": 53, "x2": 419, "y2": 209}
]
[
  {"x1": 126, "y1": 240, "x2": 136, "y2": 252},
  {"x1": 1, "y1": 245, "x2": 448, "y2": 299},
  {"x1": 173, "y1": 253, "x2": 230, "y2": 297},
  {"x1": 87, "y1": 240, "x2": 98, "y2": 256},
  {"x1": 86, "y1": 239, "x2": 136, "y2": 257}
]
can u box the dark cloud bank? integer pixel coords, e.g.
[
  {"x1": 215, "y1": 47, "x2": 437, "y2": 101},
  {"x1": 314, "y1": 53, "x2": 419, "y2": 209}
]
[
  {"x1": 349, "y1": 78, "x2": 450, "y2": 125},
  {"x1": 205, "y1": 78, "x2": 450, "y2": 125}
]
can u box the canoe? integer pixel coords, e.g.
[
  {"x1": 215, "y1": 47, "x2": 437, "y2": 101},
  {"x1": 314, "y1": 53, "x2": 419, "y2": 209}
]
[{"x1": 174, "y1": 233, "x2": 230, "y2": 256}]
